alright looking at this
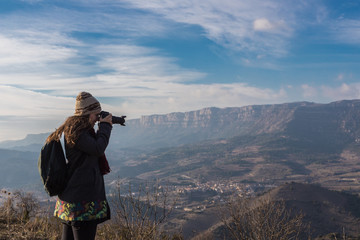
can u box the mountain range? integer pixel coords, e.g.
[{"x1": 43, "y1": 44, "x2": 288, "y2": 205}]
[
  {"x1": 1, "y1": 99, "x2": 360, "y2": 192},
  {"x1": 2, "y1": 99, "x2": 360, "y2": 150}
]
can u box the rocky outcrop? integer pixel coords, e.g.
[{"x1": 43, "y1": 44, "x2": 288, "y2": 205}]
[
  {"x1": 110, "y1": 102, "x2": 315, "y2": 149},
  {"x1": 110, "y1": 100, "x2": 360, "y2": 150},
  {"x1": 130, "y1": 102, "x2": 313, "y2": 132}
]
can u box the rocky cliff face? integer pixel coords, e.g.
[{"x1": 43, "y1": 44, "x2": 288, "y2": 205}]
[
  {"x1": 109, "y1": 100, "x2": 360, "y2": 150},
  {"x1": 284, "y1": 100, "x2": 360, "y2": 150},
  {"x1": 110, "y1": 101, "x2": 316, "y2": 149},
  {"x1": 130, "y1": 102, "x2": 313, "y2": 131},
  {"x1": 2, "y1": 100, "x2": 360, "y2": 152}
]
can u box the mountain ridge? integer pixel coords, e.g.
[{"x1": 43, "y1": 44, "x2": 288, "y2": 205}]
[
  {"x1": 0, "y1": 101, "x2": 318, "y2": 151},
  {"x1": 2, "y1": 99, "x2": 360, "y2": 153}
]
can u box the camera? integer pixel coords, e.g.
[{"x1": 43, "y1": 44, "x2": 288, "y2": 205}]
[{"x1": 99, "y1": 111, "x2": 126, "y2": 126}]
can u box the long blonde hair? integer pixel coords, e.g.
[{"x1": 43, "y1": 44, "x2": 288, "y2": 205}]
[{"x1": 46, "y1": 115, "x2": 91, "y2": 147}]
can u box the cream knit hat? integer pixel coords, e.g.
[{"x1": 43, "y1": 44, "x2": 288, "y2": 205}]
[{"x1": 74, "y1": 92, "x2": 102, "y2": 116}]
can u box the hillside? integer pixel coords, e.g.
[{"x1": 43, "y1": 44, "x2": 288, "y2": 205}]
[
  {"x1": 102, "y1": 100, "x2": 360, "y2": 195},
  {"x1": 266, "y1": 182, "x2": 360, "y2": 237},
  {"x1": 0, "y1": 149, "x2": 40, "y2": 189},
  {"x1": 196, "y1": 182, "x2": 360, "y2": 239},
  {"x1": 107, "y1": 130, "x2": 360, "y2": 195}
]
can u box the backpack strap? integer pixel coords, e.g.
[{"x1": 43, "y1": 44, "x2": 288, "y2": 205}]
[
  {"x1": 60, "y1": 132, "x2": 86, "y2": 181},
  {"x1": 60, "y1": 133, "x2": 67, "y2": 163}
]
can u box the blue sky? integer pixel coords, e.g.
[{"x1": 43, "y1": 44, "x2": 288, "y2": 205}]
[{"x1": 0, "y1": 0, "x2": 360, "y2": 141}]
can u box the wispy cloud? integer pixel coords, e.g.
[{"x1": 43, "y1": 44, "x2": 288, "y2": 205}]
[
  {"x1": 301, "y1": 84, "x2": 318, "y2": 98},
  {"x1": 331, "y1": 19, "x2": 360, "y2": 44},
  {"x1": 0, "y1": 40, "x2": 288, "y2": 118},
  {"x1": 118, "y1": 0, "x2": 297, "y2": 58},
  {"x1": 321, "y1": 83, "x2": 360, "y2": 100},
  {"x1": 99, "y1": 82, "x2": 289, "y2": 119},
  {"x1": 0, "y1": 85, "x2": 73, "y2": 117},
  {"x1": 0, "y1": 24, "x2": 290, "y2": 141},
  {"x1": 0, "y1": 34, "x2": 76, "y2": 67},
  {"x1": 253, "y1": 18, "x2": 275, "y2": 32},
  {"x1": 0, "y1": 72, "x2": 289, "y2": 141},
  {"x1": 0, "y1": 0, "x2": 359, "y2": 141},
  {"x1": 298, "y1": 82, "x2": 360, "y2": 103}
]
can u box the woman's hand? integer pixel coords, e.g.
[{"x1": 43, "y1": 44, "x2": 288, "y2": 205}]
[{"x1": 100, "y1": 113, "x2": 113, "y2": 126}]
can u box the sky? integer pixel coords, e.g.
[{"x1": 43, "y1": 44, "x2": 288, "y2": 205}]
[{"x1": 0, "y1": 0, "x2": 360, "y2": 142}]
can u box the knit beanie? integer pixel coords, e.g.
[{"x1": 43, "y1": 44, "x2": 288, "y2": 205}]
[{"x1": 74, "y1": 92, "x2": 102, "y2": 116}]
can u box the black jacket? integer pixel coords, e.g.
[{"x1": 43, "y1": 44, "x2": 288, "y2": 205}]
[{"x1": 59, "y1": 122, "x2": 112, "y2": 203}]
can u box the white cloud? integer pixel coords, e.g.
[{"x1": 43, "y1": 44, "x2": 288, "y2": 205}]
[
  {"x1": 0, "y1": 43, "x2": 207, "y2": 94},
  {"x1": 119, "y1": 0, "x2": 296, "y2": 57},
  {"x1": 0, "y1": 25, "x2": 290, "y2": 141},
  {"x1": 0, "y1": 85, "x2": 74, "y2": 141},
  {"x1": 301, "y1": 84, "x2": 318, "y2": 98},
  {"x1": 253, "y1": 18, "x2": 274, "y2": 31},
  {"x1": 0, "y1": 34, "x2": 76, "y2": 67},
  {"x1": 298, "y1": 83, "x2": 360, "y2": 103},
  {"x1": 0, "y1": 59, "x2": 289, "y2": 141},
  {"x1": 0, "y1": 85, "x2": 73, "y2": 118},
  {"x1": 321, "y1": 83, "x2": 360, "y2": 100},
  {"x1": 337, "y1": 73, "x2": 344, "y2": 81},
  {"x1": 101, "y1": 82, "x2": 289, "y2": 120}
]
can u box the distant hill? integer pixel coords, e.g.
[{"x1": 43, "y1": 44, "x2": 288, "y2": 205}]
[
  {"x1": 197, "y1": 182, "x2": 360, "y2": 239},
  {"x1": 0, "y1": 133, "x2": 48, "y2": 150},
  {"x1": 0, "y1": 149, "x2": 40, "y2": 189},
  {"x1": 266, "y1": 182, "x2": 360, "y2": 237}
]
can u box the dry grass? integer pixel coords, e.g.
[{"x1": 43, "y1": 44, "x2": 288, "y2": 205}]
[
  {"x1": 0, "y1": 190, "x2": 61, "y2": 240},
  {"x1": 218, "y1": 196, "x2": 309, "y2": 240},
  {"x1": 0, "y1": 187, "x2": 182, "y2": 240}
]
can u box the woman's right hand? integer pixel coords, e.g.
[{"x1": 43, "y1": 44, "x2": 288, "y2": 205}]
[{"x1": 100, "y1": 113, "x2": 113, "y2": 126}]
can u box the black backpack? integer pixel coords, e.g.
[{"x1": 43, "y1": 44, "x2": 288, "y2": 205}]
[
  {"x1": 38, "y1": 139, "x2": 85, "y2": 197},
  {"x1": 38, "y1": 140, "x2": 68, "y2": 196}
]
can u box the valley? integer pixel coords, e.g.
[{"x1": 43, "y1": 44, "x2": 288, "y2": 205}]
[{"x1": 2, "y1": 99, "x2": 360, "y2": 238}]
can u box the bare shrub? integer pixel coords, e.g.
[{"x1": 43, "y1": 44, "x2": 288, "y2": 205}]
[
  {"x1": 13, "y1": 190, "x2": 39, "y2": 223},
  {"x1": 97, "y1": 182, "x2": 181, "y2": 240},
  {"x1": 0, "y1": 189, "x2": 61, "y2": 240},
  {"x1": 0, "y1": 190, "x2": 17, "y2": 228},
  {"x1": 191, "y1": 230, "x2": 215, "y2": 240},
  {"x1": 219, "y1": 195, "x2": 309, "y2": 240}
]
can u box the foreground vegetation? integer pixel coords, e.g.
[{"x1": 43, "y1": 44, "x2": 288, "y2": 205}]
[
  {"x1": 0, "y1": 190, "x2": 61, "y2": 240},
  {"x1": 0, "y1": 186, "x2": 358, "y2": 240},
  {"x1": 0, "y1": 186, "x2": 182, "y2": 240}
]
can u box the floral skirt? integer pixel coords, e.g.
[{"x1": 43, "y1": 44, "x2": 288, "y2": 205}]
[{"x1": 54, "y1": 199, "x2": 109, "y2": 222}]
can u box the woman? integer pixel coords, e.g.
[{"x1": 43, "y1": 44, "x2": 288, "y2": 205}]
[{"x1": 48, "y1": 92, "x2": 112, "y2": 240}]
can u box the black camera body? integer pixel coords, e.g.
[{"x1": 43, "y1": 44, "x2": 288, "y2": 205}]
[{"x1": 99, "y1": 111, "x2": 126, "y2": 126}]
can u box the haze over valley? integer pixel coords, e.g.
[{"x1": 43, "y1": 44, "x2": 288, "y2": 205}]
[{"x1": 2, "y1": 100, "x2": 360, "y2": 237}]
